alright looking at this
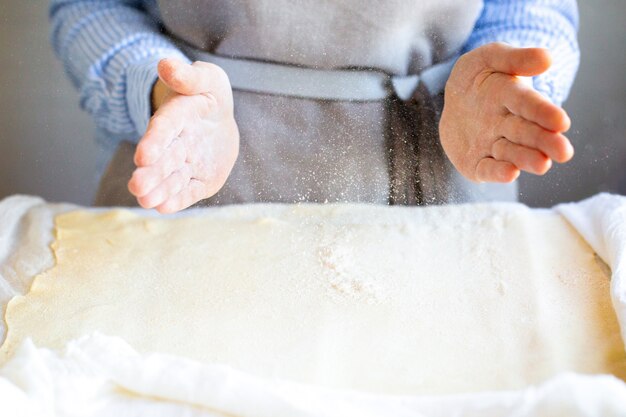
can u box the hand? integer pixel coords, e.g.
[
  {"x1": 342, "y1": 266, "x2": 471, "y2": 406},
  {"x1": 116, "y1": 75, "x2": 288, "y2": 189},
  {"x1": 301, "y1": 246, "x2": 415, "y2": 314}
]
[
  {"x1": 128, "y1": 58, "x2": 239, "y2": 213},
  {"x1": 439, "y1": 42, "x2": 574, "y2": 183}
]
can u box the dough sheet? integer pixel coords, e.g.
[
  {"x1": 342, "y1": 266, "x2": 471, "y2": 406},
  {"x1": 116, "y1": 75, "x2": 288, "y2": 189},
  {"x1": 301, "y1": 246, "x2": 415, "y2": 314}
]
[{"x1": 1, "y1": 202, "x2": 625, "y2": 395}]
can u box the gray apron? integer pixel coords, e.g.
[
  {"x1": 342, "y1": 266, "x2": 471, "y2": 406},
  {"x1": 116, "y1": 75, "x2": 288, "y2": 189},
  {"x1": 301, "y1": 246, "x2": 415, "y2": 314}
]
[{"x1": 95, "y1": 0, "x2": 516, "y2": 207}]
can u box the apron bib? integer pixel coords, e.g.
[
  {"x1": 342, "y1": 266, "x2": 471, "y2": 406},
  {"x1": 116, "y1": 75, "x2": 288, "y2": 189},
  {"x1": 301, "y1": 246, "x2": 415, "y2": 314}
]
[{"x1": 95, "y1": 0, "x2": 517, "y2": 206}]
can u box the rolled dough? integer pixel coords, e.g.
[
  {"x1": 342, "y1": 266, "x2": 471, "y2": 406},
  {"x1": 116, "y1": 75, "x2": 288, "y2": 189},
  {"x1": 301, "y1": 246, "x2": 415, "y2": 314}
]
[{"x1": 1, "y1": 203, "x2": 625, "y2": 395}]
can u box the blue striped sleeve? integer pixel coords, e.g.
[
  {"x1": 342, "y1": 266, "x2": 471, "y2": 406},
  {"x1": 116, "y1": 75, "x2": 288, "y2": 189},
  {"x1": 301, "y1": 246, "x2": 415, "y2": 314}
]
[
  {"x1": 50, "y1": 0, "x2": 189, "y2": 141},
  {"x1": 464, "y1": 0, "x2": 580, "y2": 106}
]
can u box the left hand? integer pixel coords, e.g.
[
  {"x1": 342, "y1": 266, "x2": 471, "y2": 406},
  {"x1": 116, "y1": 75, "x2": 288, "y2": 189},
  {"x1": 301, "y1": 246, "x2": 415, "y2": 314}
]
[{"x1": 439, "y1": 42, "x2": 574, "y2": 183}]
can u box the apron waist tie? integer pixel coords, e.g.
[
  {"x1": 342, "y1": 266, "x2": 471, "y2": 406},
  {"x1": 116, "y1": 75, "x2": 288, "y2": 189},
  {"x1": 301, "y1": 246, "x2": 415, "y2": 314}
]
[{"x1": 183, "y1": 46, "x2": 457, "y2": 101}]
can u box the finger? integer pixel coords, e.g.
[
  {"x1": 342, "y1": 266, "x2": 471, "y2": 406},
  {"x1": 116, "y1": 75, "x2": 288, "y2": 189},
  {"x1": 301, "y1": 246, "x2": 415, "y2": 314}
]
[
  {"x1": 137, "y1": 165, "x2": 192, "y2": 209},
  {"x1": 491, "y1": 138, "x2": 552, "y2": 175},
  {"x1": 158, "y1": 58, "x2": 230, "y2": 96},
  {"x1": 502, "y1": 81, "x2": 571, "y2": 132},
  {"x1": 155, "y1": 179, "x2": 208, "y2": 214},
  {"x1": 479, "y1": 43, "x2": 552, "y2": 77},
  {"x1": 128, "y1": 139, "x2": 187, "y2": 197},
  {"x1": 475, "y1": 157, "x2": 520, "y2": 183},
  {"x1": 499, "y1": 114, "x2": 574, "y2": 163},
  {"x1": 134, "y1": 113, "x2": 182, "y2": 166}
]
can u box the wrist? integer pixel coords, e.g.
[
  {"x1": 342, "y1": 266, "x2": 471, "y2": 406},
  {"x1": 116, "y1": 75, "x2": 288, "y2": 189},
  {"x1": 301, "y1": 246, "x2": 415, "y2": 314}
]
[
  {"x1": 151, "y1": 78, "x2": 172, "y2": 113},
  {"x1": 127, "y1": 54, "x2": 188, "y2": 137}
]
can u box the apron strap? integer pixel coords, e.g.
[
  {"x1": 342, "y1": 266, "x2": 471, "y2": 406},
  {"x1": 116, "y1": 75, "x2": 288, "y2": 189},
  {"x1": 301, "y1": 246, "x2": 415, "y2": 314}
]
[{"x1": 183, "y1": 45, "x2": 457, "y2": 101}]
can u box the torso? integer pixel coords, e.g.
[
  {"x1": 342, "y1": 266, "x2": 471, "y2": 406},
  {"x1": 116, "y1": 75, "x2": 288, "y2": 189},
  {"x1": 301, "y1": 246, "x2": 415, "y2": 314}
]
[
  {"x1": 96, "y1": 0, "x2": 518, "y2": 207},
  {"x1": 157, "y1": 0, "x2": 484, "y2": 74}
]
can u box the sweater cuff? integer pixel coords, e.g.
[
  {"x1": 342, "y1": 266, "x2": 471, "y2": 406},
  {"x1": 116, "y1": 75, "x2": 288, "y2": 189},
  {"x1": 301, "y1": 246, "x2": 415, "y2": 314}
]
[
  {"x1": 126, "y1": 53, "x2": 189, "y2": 140},
  {"x1": 532, "y1": 75, "x2": 568, "y2": 108}
]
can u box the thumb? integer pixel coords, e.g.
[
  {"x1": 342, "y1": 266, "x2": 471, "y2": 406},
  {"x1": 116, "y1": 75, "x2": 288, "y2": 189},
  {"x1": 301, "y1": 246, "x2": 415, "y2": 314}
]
[
  {"x1": 479, "y1": 43, "x2": 552, "y2": 77},
  {"x1": 157, "y1": 58, "x2": 225, "y2": 96}
]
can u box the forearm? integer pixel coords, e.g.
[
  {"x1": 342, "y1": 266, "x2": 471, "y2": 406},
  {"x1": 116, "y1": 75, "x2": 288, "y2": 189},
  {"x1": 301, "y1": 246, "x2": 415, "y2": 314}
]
[
  {"x1": 50, "y1": 0, "x2": 188, "y2": 138},
  {"x1": 463, "y1": 0, "x2": 580, "y2": 106}
]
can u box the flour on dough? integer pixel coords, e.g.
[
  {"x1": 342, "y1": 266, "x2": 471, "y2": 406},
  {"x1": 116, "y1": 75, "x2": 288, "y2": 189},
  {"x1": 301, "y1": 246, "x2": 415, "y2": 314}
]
[{"x1": 1, "y1": 203, "x2": 625, "y2": 395}]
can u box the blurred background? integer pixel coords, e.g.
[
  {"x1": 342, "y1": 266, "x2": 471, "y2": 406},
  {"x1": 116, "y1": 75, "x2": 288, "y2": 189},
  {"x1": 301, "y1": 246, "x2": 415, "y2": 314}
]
[{"x1": 0, "y1": 1, "x2": 624, "y2": 207}]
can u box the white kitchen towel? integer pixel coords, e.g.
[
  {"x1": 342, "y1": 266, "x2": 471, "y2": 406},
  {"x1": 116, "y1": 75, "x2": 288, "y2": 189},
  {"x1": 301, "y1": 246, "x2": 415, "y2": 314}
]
[
  {"x1": 557, "y1": 193, "x2": 626, "y2": 346},
  {"x1": 1, "y1": 332, "x2": 626, "y2": 417}
]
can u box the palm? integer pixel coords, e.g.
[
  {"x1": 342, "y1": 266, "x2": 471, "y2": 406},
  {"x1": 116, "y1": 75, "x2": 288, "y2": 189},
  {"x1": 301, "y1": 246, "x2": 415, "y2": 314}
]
[
  {"x1": 168, "y1": 94, "x2": 237, "y2": 193},
  {"x1": 439, "y1": 43, "x2": 573, "y2": 183},
  {"x1": 128, "y1": 60, "x2": 239, "y2": 213}
]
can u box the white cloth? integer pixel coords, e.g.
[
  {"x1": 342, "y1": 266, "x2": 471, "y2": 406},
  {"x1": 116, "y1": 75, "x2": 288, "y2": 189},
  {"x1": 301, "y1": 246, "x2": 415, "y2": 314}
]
[
  {"x1": 0, "y1": 197, "x2": 74, "y2": 343},
  {"x1": 0, "y1": 194, "x2": 625, "y2": 417},
  {"x1": 2, "y1": 333, "x2": 626, "y2": 417},
  {"x1": 556, "y1": 194, "x2": 626, "y2": 348}
]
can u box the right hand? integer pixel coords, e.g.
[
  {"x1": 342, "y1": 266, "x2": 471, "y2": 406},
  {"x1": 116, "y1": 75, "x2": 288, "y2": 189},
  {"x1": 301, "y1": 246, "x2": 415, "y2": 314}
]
[{"x1": 128, "y1": 59, "x2": 239, "y2": 213}]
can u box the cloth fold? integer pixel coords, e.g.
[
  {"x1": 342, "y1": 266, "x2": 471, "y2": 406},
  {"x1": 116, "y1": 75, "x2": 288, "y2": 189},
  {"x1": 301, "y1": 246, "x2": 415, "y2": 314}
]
[{"x1": 2, "y1": 333, "x2": 626, "y2": 417}]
